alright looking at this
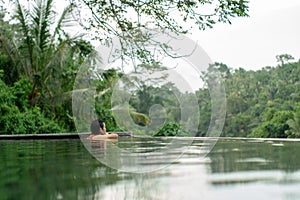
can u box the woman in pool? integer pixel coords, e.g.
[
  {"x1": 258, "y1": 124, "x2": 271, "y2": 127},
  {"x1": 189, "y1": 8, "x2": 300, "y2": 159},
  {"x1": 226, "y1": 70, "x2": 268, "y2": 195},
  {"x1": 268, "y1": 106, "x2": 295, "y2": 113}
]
[{"x1": 88, "y1": 119, "x2": 118, "y2": 140}]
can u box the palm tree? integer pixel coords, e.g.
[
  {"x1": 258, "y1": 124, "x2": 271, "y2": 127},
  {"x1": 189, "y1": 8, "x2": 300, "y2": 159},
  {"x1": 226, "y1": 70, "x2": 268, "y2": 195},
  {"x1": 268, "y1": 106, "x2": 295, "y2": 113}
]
[{"x1": 0, "y1": 0, "x2": 99, "y2": 106}]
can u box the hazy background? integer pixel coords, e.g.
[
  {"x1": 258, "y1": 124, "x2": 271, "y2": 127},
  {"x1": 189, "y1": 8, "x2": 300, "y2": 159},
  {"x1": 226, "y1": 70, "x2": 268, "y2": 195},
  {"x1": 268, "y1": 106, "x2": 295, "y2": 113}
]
[{"x1": 191, "y1": 0, "x2": 300, "y2": 70}]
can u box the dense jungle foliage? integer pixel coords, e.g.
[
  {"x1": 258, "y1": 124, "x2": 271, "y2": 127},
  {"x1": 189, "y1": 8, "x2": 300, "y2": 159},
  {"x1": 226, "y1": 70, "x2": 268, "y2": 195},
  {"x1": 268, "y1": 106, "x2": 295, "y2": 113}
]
[
  {"x1": 3, "y1": 0, "x2": 300, "y2": 138},
  {"x1": 2, "y1": 48, "x2": 300, "y2": 138},
  {"x1": 199, "y1": 59, "x2": 300, "y2": 138}
]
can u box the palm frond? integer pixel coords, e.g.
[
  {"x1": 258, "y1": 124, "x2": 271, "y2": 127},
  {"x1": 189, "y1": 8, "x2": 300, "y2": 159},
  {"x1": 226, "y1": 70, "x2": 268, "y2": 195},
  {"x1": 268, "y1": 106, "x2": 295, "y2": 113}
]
[
  {"x1": 15, "y1": 0, "x2": 34, "y2": 73},
  {"x1": 43, "y1": 35, "x2": 77, "y2": 76},
  {"x1": 0, "y1": 34, "x2": 27, "y2": 75},
  {"x1": 53, "y1": 4, "x2": 74, "y2": 41},
  {"x1": 31, "y1": 0, "x2": 53, "y2": 52}
]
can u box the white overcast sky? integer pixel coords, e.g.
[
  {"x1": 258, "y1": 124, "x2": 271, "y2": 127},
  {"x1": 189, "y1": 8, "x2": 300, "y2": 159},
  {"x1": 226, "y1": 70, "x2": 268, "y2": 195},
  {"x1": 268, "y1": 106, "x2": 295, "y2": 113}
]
[
  {"x1": 190, "y1": 0, "x2": 300, "y2": 70},
  {"x1": 57, "y1": 0, "x2": 300, "y2": 71},
  {"x1": 6, "y1": 0, "x2": 300, "y2": 71}
]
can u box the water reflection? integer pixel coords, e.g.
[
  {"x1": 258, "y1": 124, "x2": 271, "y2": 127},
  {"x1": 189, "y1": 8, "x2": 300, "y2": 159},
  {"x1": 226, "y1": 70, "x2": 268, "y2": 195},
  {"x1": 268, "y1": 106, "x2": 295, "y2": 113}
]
[
  {"x1": 1, "y1": 138, "x2": 300, "y2": 199},
  {"x1": 97, "y1": 138, "x2": 300, "y2": 199},
  {"x1": 0, "y1": 140, "x2": 121, "y2": 200},
  {"x1": 205, "y1": 139, "x2": 300, "y2": 189},
  {"x1": 84, "y1": 137, "x2": 200, "y2": 173},
  {"x1": 208, "y1": 139, "x2": 300, "y2": 173}
]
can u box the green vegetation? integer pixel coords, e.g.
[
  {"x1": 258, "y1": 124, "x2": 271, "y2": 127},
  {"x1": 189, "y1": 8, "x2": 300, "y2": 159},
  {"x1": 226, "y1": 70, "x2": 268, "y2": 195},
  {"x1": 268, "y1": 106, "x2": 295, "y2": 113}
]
[
  {"x1": 122, "y1": 58, "x2": 300, "y2": 138},
  {"x1": 0, "y1": 74, "x2": 63, "y2": 134},
  {"x1": 153, "y1": 122, "x2": 191, "y2": 137},
  {"x1": 7, "y1": 0, "x2": 299, "y2": 138},
  {"x1": 204, "y1": 59, "x2": 300, "y2": 138},
  {"x1": 0, "y1": 0, "x2": 98, "y2": 133}
]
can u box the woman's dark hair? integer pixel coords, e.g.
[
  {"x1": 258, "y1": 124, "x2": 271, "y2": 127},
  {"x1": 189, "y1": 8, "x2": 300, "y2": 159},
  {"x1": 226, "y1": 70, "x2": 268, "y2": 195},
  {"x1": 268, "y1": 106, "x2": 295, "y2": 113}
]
[{"x1": 90, "y1": 119, "x2": 104, "y2": 134}]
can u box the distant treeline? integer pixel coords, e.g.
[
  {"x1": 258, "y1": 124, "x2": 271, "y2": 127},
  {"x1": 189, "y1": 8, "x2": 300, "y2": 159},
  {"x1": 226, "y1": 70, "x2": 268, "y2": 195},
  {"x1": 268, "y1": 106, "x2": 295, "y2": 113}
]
[{"x1": 200, "y1": 57, "x2": 300, "y2": 138}]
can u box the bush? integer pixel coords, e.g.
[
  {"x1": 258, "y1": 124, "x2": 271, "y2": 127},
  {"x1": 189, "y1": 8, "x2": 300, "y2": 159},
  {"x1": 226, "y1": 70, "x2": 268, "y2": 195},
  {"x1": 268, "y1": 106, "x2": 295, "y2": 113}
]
[
  {"x1": 152, "y1": 121, "x2": 191, "y2": 137},
  {"x1": 1, "y1": 107, "x2": 64, "y2": 134},
  {"x1": 11, "y1": 77, "x2": 32, "y2": 111},
  {"x1": 0, "y1": 78, "x2": 64, "y2": 134},
  {"x1": 250, "y1": 110, "x2": 293, "y2": 138}
]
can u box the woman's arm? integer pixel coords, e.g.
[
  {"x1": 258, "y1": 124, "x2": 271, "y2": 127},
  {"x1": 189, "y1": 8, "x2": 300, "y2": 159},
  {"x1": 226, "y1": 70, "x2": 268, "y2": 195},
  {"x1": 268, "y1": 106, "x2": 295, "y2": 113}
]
[{"x1": 92, "y1": 133, "x2": 118, "y2": 140}]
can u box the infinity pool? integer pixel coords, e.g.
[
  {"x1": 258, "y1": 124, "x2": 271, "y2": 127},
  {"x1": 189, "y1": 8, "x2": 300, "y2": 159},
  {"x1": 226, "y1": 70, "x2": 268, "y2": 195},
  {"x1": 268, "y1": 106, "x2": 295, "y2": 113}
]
[{"x1": 1, "y1": 138, "x2": 300, "y2": 199}]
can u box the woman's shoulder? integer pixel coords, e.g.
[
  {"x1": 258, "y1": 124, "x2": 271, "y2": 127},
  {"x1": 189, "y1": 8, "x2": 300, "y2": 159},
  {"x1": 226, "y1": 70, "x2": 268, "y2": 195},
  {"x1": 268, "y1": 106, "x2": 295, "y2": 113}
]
[{"x1": 90, "y1": 133, "x2": 118, "y2": 140}]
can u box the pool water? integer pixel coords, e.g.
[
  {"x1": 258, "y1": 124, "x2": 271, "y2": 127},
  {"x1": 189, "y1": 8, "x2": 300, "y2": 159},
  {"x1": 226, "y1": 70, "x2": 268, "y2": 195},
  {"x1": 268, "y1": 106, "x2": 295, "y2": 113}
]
[{"x1": 1, "y1": 138, "x2": 300, "y2": 200}]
